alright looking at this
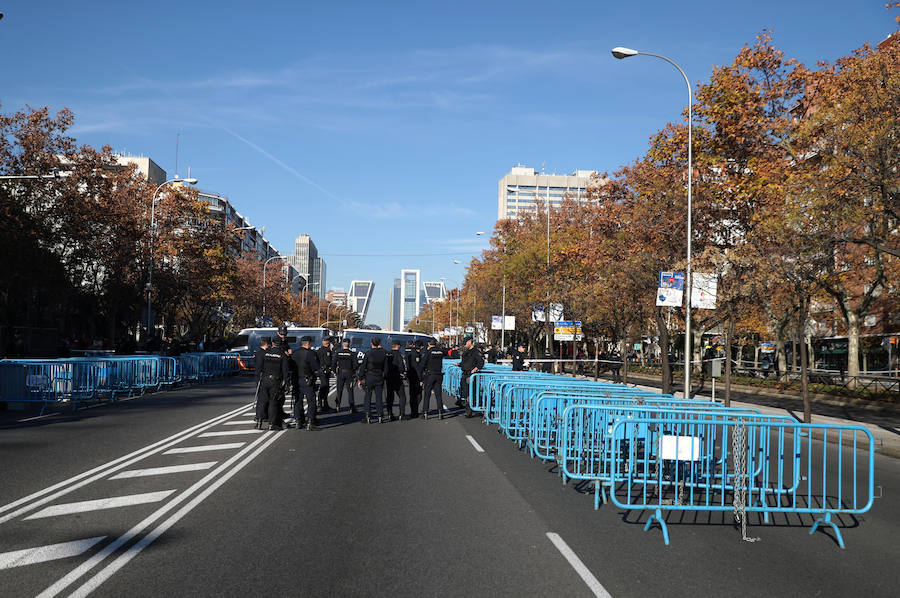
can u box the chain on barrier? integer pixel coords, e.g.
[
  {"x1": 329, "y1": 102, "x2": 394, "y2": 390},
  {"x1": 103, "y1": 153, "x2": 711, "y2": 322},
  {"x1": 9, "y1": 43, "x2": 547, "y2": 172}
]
[{"x1": 732, "y1": 420, "x2": 761, "y2": 543}]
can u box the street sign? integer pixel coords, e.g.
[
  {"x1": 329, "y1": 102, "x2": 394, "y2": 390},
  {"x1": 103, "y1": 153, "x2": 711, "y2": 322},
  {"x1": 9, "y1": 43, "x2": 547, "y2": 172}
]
[
  {"x1": 554, "y1": 320, "x2": 581, "y2": 341},
  {"x1": 691, "y1": 273, "x2": 717, "y2": 309},
  {"x1": 656, "y1": 271, "x2": 684, "y2": 307},
  {"x1": 531, "y1": 305, "x2": 545, "y2": 322},
  {"x1": 549, "y1": 303, "x2": 564, "y2": 321}
]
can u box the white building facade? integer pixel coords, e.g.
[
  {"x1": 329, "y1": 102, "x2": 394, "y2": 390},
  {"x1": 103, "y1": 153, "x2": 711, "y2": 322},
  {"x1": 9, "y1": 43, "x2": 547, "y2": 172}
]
[{"x1": 498, "y1": 165, "x2": 600, "y2": 220}]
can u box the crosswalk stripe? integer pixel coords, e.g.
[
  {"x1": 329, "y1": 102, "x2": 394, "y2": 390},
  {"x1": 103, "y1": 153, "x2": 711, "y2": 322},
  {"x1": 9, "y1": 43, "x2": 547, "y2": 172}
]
[
  {"x1": 24, "y1": 491, "x2": 177, "y2": 520},
  {"x1": 0, "y1": 537, "x2": 107, "y2": 570},
  {"x1": 108, "y1": 462, "x2": 218, "y2": 480},
  {"x1": 197, "y1": 430, "x2": 265, "y2": 438},
  {"x1": 222, "y1": 420, "x2": 255, "y2": 425},
  {"x1": 163, "y1": 443, "x2": 245, "y2": 454}
]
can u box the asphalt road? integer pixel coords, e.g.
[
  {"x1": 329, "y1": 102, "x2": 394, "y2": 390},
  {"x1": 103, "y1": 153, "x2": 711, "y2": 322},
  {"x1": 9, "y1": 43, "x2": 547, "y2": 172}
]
[{"x1": 1, "y1": 377, "x2": 898, "y2": 597}]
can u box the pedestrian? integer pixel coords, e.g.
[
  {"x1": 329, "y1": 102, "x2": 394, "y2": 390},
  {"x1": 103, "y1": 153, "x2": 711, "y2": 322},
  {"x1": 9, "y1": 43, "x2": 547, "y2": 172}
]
[
  {"x1": 292, "y1": 336, "x2": 321, "y2": 431},
  {"x1": 610, "y1": 350, "x2": 622, "y2": 383},
  {"x1": 458, "y1": 336, "x2": 485, "y2": 417},
  {"x1": 420, "y1": 338, "x2": 445, "y2": 420},
  {"x1": 254, "y1": 337, "x2": 289, "y2": 431},
  {"x1": 487, "y1": 344, "x2": 498, "y2": 364},
  {"x1": 316, "y1": 337, "x2": 335, "y2": 412},
  {"x1": 385, "y1": 340, "x2": 408, "y2": 421},
  {"x1": 405, "y1": 340, "x2": 424, "y2": 418},
  {"x1": 333, "y1": 338, "x2": 357, "y2": 412},
  {"x1": 357, "y1": 337, "x2": 390, "y2": 424},
  {"x1": 512, "y1": 343, "x2": 527, "y2": 371},
  {"x1": 253, "y1": 337, "x2": 271, "y2": 427},
  {"x1": 541, "y1": 347, "x2": 553, "y2": 373}
]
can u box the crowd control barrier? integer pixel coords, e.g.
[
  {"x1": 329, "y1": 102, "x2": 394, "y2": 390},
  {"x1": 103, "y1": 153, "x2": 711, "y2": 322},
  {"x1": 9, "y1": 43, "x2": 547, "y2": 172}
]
[
  {"x1": 448, "y1": 363, "x2": 877, "y2": 547},
  {"x1": 0, "y1": 352, "x2": 240, "y2": 414}
]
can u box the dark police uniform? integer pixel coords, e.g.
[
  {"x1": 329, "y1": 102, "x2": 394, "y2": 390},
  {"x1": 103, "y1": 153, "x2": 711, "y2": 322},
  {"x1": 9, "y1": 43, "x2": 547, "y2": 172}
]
[
  {"x1": 316, "y1": 343, "x2": 334, "y2": 411},
  {"x1": 358, "y1": 344, "x2": 390, "y2": 423},
  {"x1": 420, "y1": 344, "x2": 445, "y2": 418},
  {"x1": 385, "y1": 345, "x2": 408, "y2": 420},
  {"x1": 292, "y1": 340, "x2": 321, "y2": 429},
  {"x1": 272, "y1": 329, "x2": 292, "y2": 417},
  {"x1": 333, "y1": 345, "x2": 357, "y2": 411},
  {"x1": 405, "y1": 343, "x2": 424, "y2": 418},
  {"x1": 512, "y1": 348, "x2": 527, "y2": 371},
  {"x1": 255, "y1": 342, "x2": 289, "y2": 429},
  {"x1": 459, "y1": 344, "x2": 485, "y2": 415},
  {"x1": 487, "y1": 346, "x2": 499, "y2": 364}
]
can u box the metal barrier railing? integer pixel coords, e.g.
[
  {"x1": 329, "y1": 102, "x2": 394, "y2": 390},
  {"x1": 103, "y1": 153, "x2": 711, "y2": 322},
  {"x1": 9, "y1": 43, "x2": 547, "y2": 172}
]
[{"x1": 0, "y1": 352, "x2": 240, "y2": 414}]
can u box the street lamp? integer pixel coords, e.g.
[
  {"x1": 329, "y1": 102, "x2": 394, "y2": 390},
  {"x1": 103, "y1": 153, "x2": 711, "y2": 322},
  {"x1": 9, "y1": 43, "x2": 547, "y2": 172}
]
[
  {"x1": 0, "y1": 167, "x2": 61, "y2": 181},
  {"x1": 146, "y1": 176, "x2": 198, "y2": 341},
  {"x1": 262, "y1": 254, "x2": 285, "y2": 318},
  {"x1": 612, "y1": 45, "x2": 693, "y2": 398}
]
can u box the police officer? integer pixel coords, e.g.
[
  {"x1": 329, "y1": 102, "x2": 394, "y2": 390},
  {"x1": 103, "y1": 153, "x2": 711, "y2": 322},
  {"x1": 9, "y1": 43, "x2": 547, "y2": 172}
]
[
  {"x1": 458, "y1": 336, "x2": 484, "y2": 417},
  {"x1": 316, "y1": 337, "x2": 334, "y2": 412},
  {"x1": 385, "y1": 340, "x2": 408, "y2": 421},
  {"x1": 333, "y1": 339, "x2": 357, "y2": 412},
  {"x1": 487, "y1": 344, "x2": 498, "y2": 364},
  {"x1": 405, "y1": 340, "x2": 424, "y2": 418},
  {"x1": 292, "y1": 336, "x2": 321, "y2": 431},
  {"x1": 357, "y1": 337, "x2": 389, "y2": 423},
  {"x1": 420, "y1": 338, "x2": 445, "y2": 420},
  {"x1": 253, "y1": 337, "x2": 272, "y2": 427},
  {"x1": 541, "y1": 347, "x2": 553, "y2": 373},
  {"x1": 254, "y1": 337, "x2": 289, "y2": 430},
  {"x1": 512, "y1": 343, "x2": 527, "y2": 371},
  {"x1": 272, "y1": 324, "x2": 294, "y2": 422}
]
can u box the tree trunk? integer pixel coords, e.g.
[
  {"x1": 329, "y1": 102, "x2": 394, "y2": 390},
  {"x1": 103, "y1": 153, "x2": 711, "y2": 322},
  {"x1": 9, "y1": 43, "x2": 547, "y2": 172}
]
[
  {"x1": 846, "y1": 310, "x2": 860, "y2": 387},
  {"x1": 800, "y1": 295, "x2": 811, "y2": 423},
  {"x1": 724, "y1": 304, "x2": 734, "y2": 407},
  {"x1": 656, "y1": 309, "x2": 671, "y2": 395},
  {"x1": 620, "y1": 337, "x2": 629, "y2": 385}
]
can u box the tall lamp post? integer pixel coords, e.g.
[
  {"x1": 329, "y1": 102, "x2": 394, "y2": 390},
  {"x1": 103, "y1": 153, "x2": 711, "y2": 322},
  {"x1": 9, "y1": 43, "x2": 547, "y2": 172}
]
[
  {"x1": 262, "y1": 254, "x2": 285, "y2": 319},
  {"x1": 147, "y1": 176, "x2": 198, "y2": 341},
  {"x1": 611, "y1": 46, "x2": 693, "y2": 398}
]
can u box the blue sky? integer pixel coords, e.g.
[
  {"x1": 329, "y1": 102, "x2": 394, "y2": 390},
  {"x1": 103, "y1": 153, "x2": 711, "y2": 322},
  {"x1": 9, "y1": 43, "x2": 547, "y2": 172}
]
[{"x1": 2, "y1": 1, "x2": 895, "y2": 327}]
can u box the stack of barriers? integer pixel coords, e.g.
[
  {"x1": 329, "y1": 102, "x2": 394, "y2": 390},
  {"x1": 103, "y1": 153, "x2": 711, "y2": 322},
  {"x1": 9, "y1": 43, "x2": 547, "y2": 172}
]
[
  {"x1": 0, "y1": 352, "x2": 240, "y2": 415},
  {"x1": 442, "y1": 362, "x2": 876, "y2": 548}
]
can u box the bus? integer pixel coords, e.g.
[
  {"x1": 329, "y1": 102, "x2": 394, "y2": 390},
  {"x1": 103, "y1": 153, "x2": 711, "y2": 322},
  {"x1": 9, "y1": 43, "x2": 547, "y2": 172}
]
[
  {"x1": 341, "y1": 328, "x2": 436, "y2": 361},
  {"x1": 229, "y1": 326, "x2": 333, "y2": 370}
]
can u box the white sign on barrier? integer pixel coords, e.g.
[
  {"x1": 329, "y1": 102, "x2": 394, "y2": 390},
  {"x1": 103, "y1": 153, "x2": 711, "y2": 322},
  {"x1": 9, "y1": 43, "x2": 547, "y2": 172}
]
[{"x1": 660, "y1": 435, "x2": 701, "y2": 461}]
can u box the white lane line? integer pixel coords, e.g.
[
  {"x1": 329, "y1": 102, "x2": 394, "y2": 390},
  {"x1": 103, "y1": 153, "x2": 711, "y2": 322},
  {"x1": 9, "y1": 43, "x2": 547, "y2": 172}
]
[
  {"x1": 545, "y1": 532, "x2": 612, "y2": 598},
  {"x1": 24, "y1": 491, "x2": 177, "y2": 521},
  {"x1": 466, "y1": 435, "x2": 485, "y2": 453},
  {"x1": 222, "y1": 420, "x2": 255, "y2": 425},
  {"x1": 38, "y1": 430, "x2": 281, "y2": 598},
  {"x1": 0, "y1": 402, "x2": 253, "y2": 523},
  {"x1": 163, "y1": 443, "x2": 245, "y2": 455},
  {"x1": 69, "y1": 431, "x2": 285, "y2": 597},
  {"x1": 108, "y1": 462, "x2": 218, "y2": 480},
  {"x1": 197, "y1": 429, "x2": 264, "y2": 437},
  {"x1": 0, "y1": 536, "x2": 107, "y2": 570},
  {"x1": 17, "y1": 413, "x2": 61, "y2": 423}
]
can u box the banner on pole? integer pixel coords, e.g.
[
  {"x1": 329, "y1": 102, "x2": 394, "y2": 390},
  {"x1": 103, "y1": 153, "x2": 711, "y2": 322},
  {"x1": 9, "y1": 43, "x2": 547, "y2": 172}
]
[
  {"x1": 656, "y1": 271, "x2": 684, "y2": 307},
  {"x1": 691, "y1": 273, "x2": 718, "y2": 309},
  {"x1": 492, "y1": 315, "x2": 515, "y2": 330}
]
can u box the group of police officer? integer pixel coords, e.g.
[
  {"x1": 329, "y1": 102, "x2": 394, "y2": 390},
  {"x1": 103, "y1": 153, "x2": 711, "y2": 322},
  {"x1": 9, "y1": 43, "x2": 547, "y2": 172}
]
[{"x1": 254, "y1": 325, "x2": 513, "y2": 430}]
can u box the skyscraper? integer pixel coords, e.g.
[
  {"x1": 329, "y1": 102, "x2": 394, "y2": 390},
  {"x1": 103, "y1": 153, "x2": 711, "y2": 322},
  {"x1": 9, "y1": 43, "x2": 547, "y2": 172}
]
[
  {"x1": 348, "y1": 280, "x2": 375, "y2": 324},
  {"x1": 391, "y1": 278, "x2": 401, "y2": 330},
  {"x1": 498, "y1": 165, "x2": 601, "y2": 220},
  {"x1": 400, "y1": 269, "x2": 422, "y2": 330},
  {"x1": 285, "y1": 234, "x2": 326, "y2": 298},
  {"x1": 422, "y1": 281, "x2": 446, "y2": 304}
]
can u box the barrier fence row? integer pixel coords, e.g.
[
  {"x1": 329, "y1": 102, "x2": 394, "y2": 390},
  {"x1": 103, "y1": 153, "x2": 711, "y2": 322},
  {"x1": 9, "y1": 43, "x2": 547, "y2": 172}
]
[
  {"x1": 0, "y1": 353, "x2": 240, "y2": 414},
  {"x1": 441, "y1": 362, "x2": 875, "y2": 548}
]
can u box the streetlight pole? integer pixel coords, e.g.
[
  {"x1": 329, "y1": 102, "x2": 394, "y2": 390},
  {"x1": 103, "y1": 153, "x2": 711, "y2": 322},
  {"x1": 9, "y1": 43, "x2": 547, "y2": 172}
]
[
  {"x1": 612, "y1": 46, "x2": 693, "y2": 398},
  {"x1": 146, "y1": 176, "x2": 198, "y2": 342},
  {"x1": 262, "y1": 254, "x2": 285, "y2": 319}
]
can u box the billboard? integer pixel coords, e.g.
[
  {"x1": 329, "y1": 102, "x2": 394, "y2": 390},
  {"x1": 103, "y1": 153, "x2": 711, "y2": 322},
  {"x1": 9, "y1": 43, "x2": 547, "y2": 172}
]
[
  {"x1": 656, "y1": 271, "x2": 684, "y2": 307},
  {"x1": 691, "y1": 273, "x2": 717, "y2": 310}
]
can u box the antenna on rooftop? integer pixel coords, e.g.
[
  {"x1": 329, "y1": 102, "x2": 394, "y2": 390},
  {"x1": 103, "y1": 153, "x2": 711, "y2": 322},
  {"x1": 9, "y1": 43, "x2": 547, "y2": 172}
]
[{"x1": 175, "y1": 133, "x2": 181, "y2": 178}]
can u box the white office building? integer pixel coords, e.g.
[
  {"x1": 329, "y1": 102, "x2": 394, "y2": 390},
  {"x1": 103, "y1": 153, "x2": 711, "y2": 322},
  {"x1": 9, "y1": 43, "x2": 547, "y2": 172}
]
[
  {"x1": 498, "y1": 165, "x2": 601, "y2": 220},
  {"x1": 390, "y1": 269, "x2": 422, "y2": 330},
  {"x1": 422, "y1": 281, "x2": 446, "y2": 304}
]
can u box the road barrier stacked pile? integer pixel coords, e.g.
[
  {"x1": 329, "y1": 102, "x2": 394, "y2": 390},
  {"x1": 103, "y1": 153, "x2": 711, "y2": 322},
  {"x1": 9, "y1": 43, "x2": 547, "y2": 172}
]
[
  {"x1": 442, "y1": 363, "x2": 876, "y2": 547},
  {"x1": 0, "y1": 352, "x2": 240, "y2": 414}
]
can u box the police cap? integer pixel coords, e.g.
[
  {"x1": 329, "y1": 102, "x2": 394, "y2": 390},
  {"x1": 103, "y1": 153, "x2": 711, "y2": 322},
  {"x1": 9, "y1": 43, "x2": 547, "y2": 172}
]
[
  {"x1": 277, "y1": 324, "x2": 288, "y2": 335},
  {"x1": 415, "y1": 340, "x2": 424, "y2": 348}
]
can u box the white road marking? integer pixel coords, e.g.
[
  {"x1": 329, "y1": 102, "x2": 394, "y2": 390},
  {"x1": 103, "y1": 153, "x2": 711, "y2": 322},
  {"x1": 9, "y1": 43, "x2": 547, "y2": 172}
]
[
  {"x1": 108, "y1": 462, "x2": 218, "y2": 480},
  {"x1": 25, "y1": 491, "x2": 177, "y2": 520},
  {"x1": 163, "y1": 442, "x2": 245, "y2": 455},
  {"x1": 69, "y1": 431, "x2": 285, "y2": 597},
  {"x1": 197, "y1": 429, "x2": 264, "y2": 437},
  {"x1": 222, "y1": 420, "x2": 255, "y2": 425},
  {"x1": 466, "y1": 435, "x2": 485, "y2": 453},
  {"x1": 0, "y1": 403, "x2": 252, "y2": 524},
  {"x1": 546, "y1": 532, "x2": 612, "y2": 598},
  {"x1": 38, "y1": 431, "x2": 281, "y2": 598},
  {"x1": 17, "y1": 413, "x2": 61, "y2": 423},
  {"x1": 0, "y1": 536, "x2": 106, "y2": 570}
]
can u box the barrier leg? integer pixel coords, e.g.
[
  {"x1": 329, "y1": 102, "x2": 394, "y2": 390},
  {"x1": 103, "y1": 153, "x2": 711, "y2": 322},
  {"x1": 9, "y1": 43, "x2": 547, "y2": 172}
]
[
  {"x1": 809, "y1": 512, "x2": 844, "y2": 549},
  {"x1": 593, "y1": 481, "x2": 608, "y2": 509},
  {"x1": 644, "y1": 508, "x2": 670, "y2": 545}
]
